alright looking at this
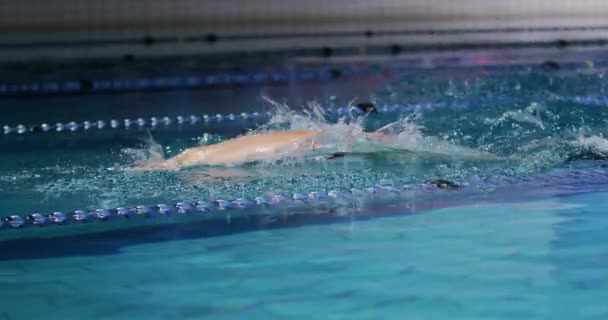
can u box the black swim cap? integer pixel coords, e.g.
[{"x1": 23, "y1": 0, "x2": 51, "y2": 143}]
[{"x1": 355, "y1": 102, "x2": 377, "y2": 114}]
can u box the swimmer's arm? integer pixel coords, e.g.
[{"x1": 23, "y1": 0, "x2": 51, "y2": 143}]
[
  {"x1": 123, "y1": 146, "x2": 205, "y2": 171},
  {"x1": 125, "y1": 131, "x2": 297, "y2": 171},
  {"x1": 140, "y1": 130, "x2": 318, "y2": 170}
]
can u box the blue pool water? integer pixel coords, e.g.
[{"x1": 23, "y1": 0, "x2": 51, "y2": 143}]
[
  {"x1": 2, "y1": 49, "x2": 608, "y2": 319},
  {"x1": 1, "y1": 192, "x2": 607, "y2": 319}
]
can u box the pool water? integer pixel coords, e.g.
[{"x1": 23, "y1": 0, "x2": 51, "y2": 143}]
[
  {"x1": 2, "y1": 49, "x2": 608, "y2": 319},
  {"x1": 1, "y1": 192, "x2": 607, "y2": 319},
  {"x1": 3, "y1": 65, "x2": 608, "y2": 214}
]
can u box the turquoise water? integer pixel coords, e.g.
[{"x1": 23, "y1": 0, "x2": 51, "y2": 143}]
[
  {"x1": 1, "y1": 192, "x2": 607, "y2": 319},
  {"x1": 4, "y1": 63, "x2": 608, "y2": 215},
  {"x1": 2, "y1": 54, "x2": 608, "y2": 318}
]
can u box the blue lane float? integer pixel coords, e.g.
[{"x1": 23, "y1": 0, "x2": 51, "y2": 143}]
[
  {"x1": 0, "y1": 69, "x2": 336, "y2": 97},
  {"x1": 4, "y1": 165, "x2": 608, "y2": 235},
  {"x1": 0, "y1": 103, "x2": 445, "y2": 136},
  {"x1": 0, "y1": 183, "x2": 431, "y2": 233}
]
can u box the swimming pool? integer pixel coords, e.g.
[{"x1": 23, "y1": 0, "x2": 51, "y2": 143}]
[{"x1": 2, "y1": 47, "x2": 608, "y2": 319}]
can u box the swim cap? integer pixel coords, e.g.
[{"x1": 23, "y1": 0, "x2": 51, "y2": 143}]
[{"x1": 355, "y1": 102, "x2": 377, "y2": 114}]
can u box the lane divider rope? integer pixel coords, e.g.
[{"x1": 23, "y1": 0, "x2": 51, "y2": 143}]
[
  {"x1": 1, "y1": 103, "x2": 445, "y2": 136},
  {"x1": 3, "y1": 94, "x2": 605, "y2": 136},
  {"x1": 6, "y1": 165, "x2": 607, "y2": 233},
  {"x1": 0, "y1": 71, "x2": 323, "y2": 95},
  {"x1": 0, "y1": 183, "x2": 439, "y2": 233}
]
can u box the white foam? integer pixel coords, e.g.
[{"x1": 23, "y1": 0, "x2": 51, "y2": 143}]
[
  {"x1": 486, "y1": 103, "x2": 547, "y2": 130},
  {"x1": 573, "y1": 134, "x2": 608, "y2": 152}
]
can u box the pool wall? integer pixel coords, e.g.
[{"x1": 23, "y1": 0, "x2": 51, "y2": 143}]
[{"x1": 2, "y1": 0, "x2": 608, "y2": 61}]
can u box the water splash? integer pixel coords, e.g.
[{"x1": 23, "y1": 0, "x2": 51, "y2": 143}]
[
  {"x1": 6, "y1": 68, "x2": 608, "y2": 215},
  {"x1": 574, "y1": 134, "x2": 608, "y2": 153},
  {"x1": 258, "y1": 98, "x2": 496, "y2": 161}
]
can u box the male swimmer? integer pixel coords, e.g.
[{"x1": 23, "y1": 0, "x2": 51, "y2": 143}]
[
  {"x1": 130, "y1": 103, "x2": 498, "y2": 171},
  {"x1": 130, "y1": 103, "x2": 374, "y2": 170},
  {"x1": 136, "y1": 128, "x2": 397, "y2": 170}
]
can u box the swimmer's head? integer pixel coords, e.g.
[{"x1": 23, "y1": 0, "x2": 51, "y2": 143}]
[{"x1": 355, "y1": 102, "x2": 377, "y2": 114}]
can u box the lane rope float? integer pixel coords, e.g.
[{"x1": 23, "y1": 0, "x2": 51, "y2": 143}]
[
  {"x1": 1, "y1": 103, "x2": 445, "y2": 136},
  {"x1": 0, "y1": 183, "x2": 439, "y2": 233}
]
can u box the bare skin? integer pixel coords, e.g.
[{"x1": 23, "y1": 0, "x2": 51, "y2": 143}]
[{"x1": 149, "y1": 130, "x2": 319, "y2": 170}]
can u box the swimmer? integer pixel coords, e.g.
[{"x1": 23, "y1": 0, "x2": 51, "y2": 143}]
[
  {"x1": 128, "y1": 102, "x2": 498, "y2": 171},
  {"x1": 133, "y1": 129, "x2": 393, "y2": 170},
  {"x1": 131, "y1": 127, "x2": 497, "y2": 171},
  {"x1": 129, "y1": 102, "x2": 376, "y2": 170}
]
